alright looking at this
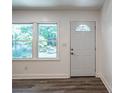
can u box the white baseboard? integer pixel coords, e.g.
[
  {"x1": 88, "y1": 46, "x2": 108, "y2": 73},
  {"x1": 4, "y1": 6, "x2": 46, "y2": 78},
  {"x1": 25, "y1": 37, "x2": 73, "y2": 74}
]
[
  {"x1": 13, "y1": 74, "x2": 70, "y2": 79},
  {"x1": 96, "y1": 72, "x2": 100, "y2": 77},
  {"x1": 96, "y1": 73, "x2": 112, "y2": 93}
]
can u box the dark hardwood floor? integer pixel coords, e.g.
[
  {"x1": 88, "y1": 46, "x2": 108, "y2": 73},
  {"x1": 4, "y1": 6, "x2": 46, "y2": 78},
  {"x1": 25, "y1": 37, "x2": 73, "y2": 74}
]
[{"x1": 13, "y1": 77, "x2": 108, "y2": 93}]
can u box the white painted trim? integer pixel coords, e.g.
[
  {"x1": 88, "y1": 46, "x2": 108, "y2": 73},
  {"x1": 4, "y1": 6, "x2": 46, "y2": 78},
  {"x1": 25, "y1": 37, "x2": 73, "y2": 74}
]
[
  {"x1": 13, "y1": 74, "x2": 70, "y2": 79},
  {"x1": 95, "y1": 72, "x2": 100, "y2": 77},
  {"x1": 97, "y1": 73, "x2": 112, "y2": 93}
]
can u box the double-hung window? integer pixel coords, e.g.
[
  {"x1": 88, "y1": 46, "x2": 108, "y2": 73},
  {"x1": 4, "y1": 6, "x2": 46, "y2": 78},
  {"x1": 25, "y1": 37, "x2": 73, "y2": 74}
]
[
  {"x1": 12, "y1": 23, "x2": 58, "y2": 60},
  {"x1": 38, "y1": 23, "x2": 58, "y2": 58},
  {"x1": 12, "y1": 24, "x2": 33, "y2": 59}
]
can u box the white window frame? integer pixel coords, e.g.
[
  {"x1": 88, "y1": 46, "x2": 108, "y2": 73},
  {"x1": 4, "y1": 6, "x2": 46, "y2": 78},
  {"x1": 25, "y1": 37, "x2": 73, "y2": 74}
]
[
  {"x1": 37, "y1": 22, "x2": 59, "y2": 60},
  {"x1": 12, "y1": 23, "x2": 33, "y2": 60},
  {"x1": 12, "y1": 22, "x2": 60, "y2": 61}
]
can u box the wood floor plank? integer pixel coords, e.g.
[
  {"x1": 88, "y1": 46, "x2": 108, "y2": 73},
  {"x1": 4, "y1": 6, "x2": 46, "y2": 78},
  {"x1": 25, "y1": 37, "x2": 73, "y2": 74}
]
[{"x1": 13, "y1": 77, "x2": 108, "y2": 93}]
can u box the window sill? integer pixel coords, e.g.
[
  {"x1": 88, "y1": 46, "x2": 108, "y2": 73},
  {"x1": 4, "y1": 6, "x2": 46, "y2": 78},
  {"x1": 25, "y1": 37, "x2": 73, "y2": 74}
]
[{"x1": 12, "y1": 58, "x2": 60, "y2": 61}]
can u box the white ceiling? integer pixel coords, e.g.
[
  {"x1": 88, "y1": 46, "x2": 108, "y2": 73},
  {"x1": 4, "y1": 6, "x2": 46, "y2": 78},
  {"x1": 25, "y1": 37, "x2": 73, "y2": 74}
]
[{"x1": 13, "y1": 0, "x2": 105, "y2": 10}]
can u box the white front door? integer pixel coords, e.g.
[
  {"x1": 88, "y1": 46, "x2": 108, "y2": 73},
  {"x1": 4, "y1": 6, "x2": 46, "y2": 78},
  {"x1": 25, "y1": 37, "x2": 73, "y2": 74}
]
[{"x1": 71, "y1": 21, "x2": 96, "y2": 76}]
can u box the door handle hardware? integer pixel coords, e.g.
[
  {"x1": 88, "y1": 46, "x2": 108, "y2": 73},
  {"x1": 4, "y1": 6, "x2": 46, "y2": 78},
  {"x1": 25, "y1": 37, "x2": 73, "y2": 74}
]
[
  {"x1": 71, "y1": 52, "x2": 74, "y2": 55},
  {"x1": 71, "y1": 48, "x2": 74, "y2": 51}
]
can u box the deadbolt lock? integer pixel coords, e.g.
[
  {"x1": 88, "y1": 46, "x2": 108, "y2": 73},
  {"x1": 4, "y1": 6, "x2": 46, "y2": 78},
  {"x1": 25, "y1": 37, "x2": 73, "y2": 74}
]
[{"x1": 71, "y1": 52, "x2": 74, "y2": 55}]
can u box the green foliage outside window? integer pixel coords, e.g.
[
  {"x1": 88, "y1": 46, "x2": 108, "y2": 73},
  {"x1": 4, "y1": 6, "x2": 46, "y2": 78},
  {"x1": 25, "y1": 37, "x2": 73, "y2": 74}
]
[
  {"x1": 38, "y1": 24, "x2": 57, "y2": 58},
  {"x1": 12, "y1": 23, "x2": 58, "y2": 59},
  {"x1": 12, "y1": 24, "x2": 33, "y2": 59}
]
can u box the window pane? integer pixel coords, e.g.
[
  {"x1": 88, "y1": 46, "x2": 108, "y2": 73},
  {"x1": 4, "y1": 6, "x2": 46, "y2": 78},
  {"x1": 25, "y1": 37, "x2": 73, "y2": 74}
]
[
  {"x1": 76, "y1": 24, "x2": 91, "y2": 32},
  {"x1": 38, "y1": 41, "x2": 56, "y2": 58},
  {"x1": 12, "y1": 24, "x2": 33, "y2": 40},
  {"x1": 38, "y1": 24, "x2": 57, "y2": 41},
  {"x1": 38, "y1": 23, "x2": 57, "y2": 58},
  {"x1": 12, "y1": 41, "x2": 32, "y2": 59}
]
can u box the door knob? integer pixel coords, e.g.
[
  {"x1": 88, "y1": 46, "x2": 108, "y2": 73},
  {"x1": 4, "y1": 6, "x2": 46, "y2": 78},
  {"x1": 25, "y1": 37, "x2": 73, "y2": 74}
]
[
  {"x1": 71, "y1": 48, "x2": 74, "y2": 51},
  {"x1": 71, "y1": 52, "x2": 74, "y2": 55}
]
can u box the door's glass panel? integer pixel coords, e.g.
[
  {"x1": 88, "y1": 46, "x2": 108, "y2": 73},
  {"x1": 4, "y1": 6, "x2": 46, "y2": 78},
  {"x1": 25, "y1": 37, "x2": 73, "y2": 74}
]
[
  {"x1": 75, "y1": 24, "x2": 91, "y2": 32},
  {"x1": 12, "y1": 41, "x2": 32, "y2": 59},
  {"x1": 38, "y1": 23, "x2": 57, "y2": 58}
]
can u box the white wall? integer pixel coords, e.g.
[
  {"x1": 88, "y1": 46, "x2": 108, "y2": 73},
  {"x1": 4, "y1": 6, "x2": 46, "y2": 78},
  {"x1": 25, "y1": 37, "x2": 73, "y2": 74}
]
[
  {"x1": 99, "y1": 0, "x2": 112, "y2": 92},
  {"x1": 12, "y1": 10, "x2": 100, "y2": 79}
]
